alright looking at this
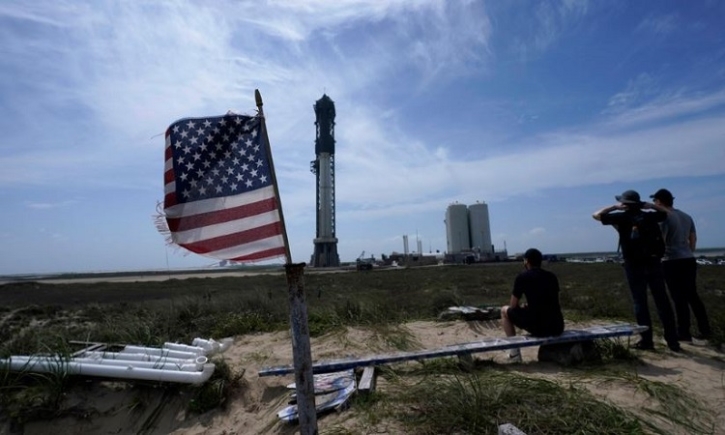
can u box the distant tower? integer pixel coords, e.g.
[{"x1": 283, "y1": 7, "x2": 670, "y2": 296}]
[
  {"x1": 444, "y1": 202, "x2": 492, "y2": 256},
  {"x1": 445, "y1": 203, "x2": 471, "y2": 254},
  {"x1": 469, "y1": 202, "x2": 492, "y2": 255},
  {"x1": 310, "y1": 95, "x2": 340, "y2": 267}
]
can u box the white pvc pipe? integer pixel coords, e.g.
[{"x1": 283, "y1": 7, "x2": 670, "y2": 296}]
[
  {"x1": 192, "y1": 337, "x2": 233, "y2": 355},
  {"x1": 162, "y1": 343, "x2": 207, "y2": 355},
  {"x1": 72, "y1": 356, "x2": 207, "y2": 372},
  {"x1": 0, "y1": 357, "x2": 215, "y2": 384},
  {"x1": 120, "y1": 346, "x2": 198, "y2": 359},
  {"x1": 218, "y1": 337, "x2": 233, "y2": 353},
  {"x1": 7, "y1": 355, "x2": 207, "y2": 371},
  {"x1": 79, "y1": 351, "x2": 196, "y2": 363}
]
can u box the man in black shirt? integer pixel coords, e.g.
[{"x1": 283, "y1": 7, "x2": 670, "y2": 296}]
[
  {"x1": 501, "y1": 248, "x2": 564, "y2": 362},
  {"x1": 593, "y1": 189, "x2": 680, "y2": 352}
]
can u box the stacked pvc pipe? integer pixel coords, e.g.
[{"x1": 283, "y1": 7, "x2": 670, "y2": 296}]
[{"x1": 0, "y1": 337, "x2": 233, "y2": 385}]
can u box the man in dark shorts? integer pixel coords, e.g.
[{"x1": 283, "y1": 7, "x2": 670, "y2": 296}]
[{"x1": 501, "y1": 248, "x2": 564, "y2": 362}]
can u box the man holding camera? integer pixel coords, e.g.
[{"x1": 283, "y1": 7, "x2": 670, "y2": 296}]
[{"x1": 593, "y1": 190, "x2": 680, "y2": 352}]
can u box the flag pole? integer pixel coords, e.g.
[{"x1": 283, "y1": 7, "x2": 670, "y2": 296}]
[
  {"x1": 255, "y1": 89, "x2": 318, "y2": 435},
  {"x1": 255, "y1": 89, "x2": 292, "y2": 265}
]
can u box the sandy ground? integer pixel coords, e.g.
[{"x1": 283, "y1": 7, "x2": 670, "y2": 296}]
[{"x1": 4, "y1": 319, "x2": 724, "y2": 435}]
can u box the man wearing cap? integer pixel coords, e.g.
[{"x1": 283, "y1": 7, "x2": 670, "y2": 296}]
[
  {"x1": 593, "y1": 190, "x2": 680, "y2": 352},
  {"x1": 650, "y1": 188, "x2": 711, "y2": 342}
]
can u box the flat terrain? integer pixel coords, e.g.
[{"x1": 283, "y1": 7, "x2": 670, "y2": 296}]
[{"x1": 1, "y1": 263, "x2": 723, "y2": 434}]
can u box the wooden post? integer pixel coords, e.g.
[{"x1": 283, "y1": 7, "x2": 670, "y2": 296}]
[
  {"x1": 358, "y1": 366, "x2": 377, "y2": 393},
  {"x1": 256, "y1": 89, "x2": 317, "y2": 434},
  {"x1": 285, "y1": 262, "x2": 318, "y2": 434}
]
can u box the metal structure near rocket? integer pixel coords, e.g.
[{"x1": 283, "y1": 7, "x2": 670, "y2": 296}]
[
  {"x1": 306, "y1": 95, "x2": 493, "y2": 267},
  {"x1": 309, "y1": 95, "x2": 340, "y2": 267}
]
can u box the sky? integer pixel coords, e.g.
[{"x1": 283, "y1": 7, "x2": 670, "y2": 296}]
[{"x1": 1, "y1": 0, "x2": 724, "y2": 275}]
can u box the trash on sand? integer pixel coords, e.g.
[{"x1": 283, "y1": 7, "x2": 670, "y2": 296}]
[
  {"x1": 277, "y1": 369, "x2": 356, "y2": 422},
  {"x1": 438, "y1": 305, "x2": 502, "y2": 321}
]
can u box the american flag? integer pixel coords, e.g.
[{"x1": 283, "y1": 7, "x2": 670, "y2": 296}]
[{"x1": 163, "y1": 113, "x2": 286, "y2": 262}]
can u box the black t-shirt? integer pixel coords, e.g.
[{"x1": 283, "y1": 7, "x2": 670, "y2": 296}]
[
  {"x1": 512, "y1": 268, "x2": 563, "y2": 325},
  {"x1": 600, "y1": 210, "x2": 666, "y2": 264}
]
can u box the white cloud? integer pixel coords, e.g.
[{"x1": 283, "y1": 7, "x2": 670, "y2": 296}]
[
  {"x1": 3, "y1": 0, "x2": 724, "y2": 224},
  {"x1": 0, "y1": 0, "x2": 492, "y2": 187},
  {"x1": 605, "y1": 73, "x2": 658, "y2": 111},
  {"x1": 510, "y1": 0, "x2": 591, "y2": 60},
  {"x1": 1, "y1": 1, "x2": 724, "y2": 273},
  {"x1": 528, "y1": 227, "x2": 545, "y2": 236},
  {"x1": 25, "y1": 200, "x2": 78, "y2": 209},
  {"x1": 604, "y1": 88, "x2": 725, "y2": 128},
  {"x1": 636, "y1": 13, "x2": 678, "y2": 36},
  {"x1": 328, "y1": 101, "x2": 725, "y2": 221}
]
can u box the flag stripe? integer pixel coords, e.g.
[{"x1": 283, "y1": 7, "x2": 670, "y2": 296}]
[
  {"x1": 165, "y1": 181, "x2": 175, "y2": 195},
  {"x1": 166, "y1": 197, "x2": 277, "y2": 232},
  {"x1": 178, "y1": 222, "x2": 282, "y2": 254},
  {"x1": 169, "y1": 209, "x2": 280, "y2": 243},
  {"x1": 200, "y1": 236, "x2": 286, "y2": 261},
  {"x1": 165, "y1": 191, "x2": 176, "y2": 207},
  {"x1": 164, "y1": 168, "x2": 175, "y2": 185},
  {"x1": 229, "y1": 246, "x2": 287, "y2": 262},
  {"x1": 165, "y1": 185, "x2": 276, "y2": 218}
]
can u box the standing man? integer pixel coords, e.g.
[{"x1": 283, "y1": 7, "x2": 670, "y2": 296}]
[
  {"x1": 593, "y1": 190, "x2": 680, "y2": 352},
  {"x1": 501, "y1": 248, "x2": 564, "y2": 362},
  {"x1": 650, "y1": 188, "x2": 711, "y2": 342}
]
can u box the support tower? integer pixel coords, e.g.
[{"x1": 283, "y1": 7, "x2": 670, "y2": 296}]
[{"x1": 310, "y1": 95, "x2": 340, "y2": 267}]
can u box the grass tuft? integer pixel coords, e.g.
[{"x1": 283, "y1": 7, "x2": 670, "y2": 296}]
[
  {"x1": 387, "y1": 370, "x2": 644, "y2": 434},
  {"x1": 187, "y1": 358, "x2": 245, "y2": 414}
]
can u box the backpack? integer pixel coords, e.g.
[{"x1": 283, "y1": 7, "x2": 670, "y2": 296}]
[{"x1": 630, "y1": 212, "x2": 665, "y2": 259}]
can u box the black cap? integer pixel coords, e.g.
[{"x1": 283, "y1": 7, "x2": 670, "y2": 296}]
[
  {"x1": 524, "y1": 248, "x2": 543, "y2": 267},
  {"x1": 650, "y1": 188, "x2": 674, "y2": 202},
  {"x1": 615, "y1": 190, "x2": 642, "y2": 204}
]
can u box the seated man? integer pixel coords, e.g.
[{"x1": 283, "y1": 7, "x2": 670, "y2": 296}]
[{"x1": 501, "y1": 248, "x2": 564, "y2": 362}]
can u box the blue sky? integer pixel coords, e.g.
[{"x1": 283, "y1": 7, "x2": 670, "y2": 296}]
[{"x1": 1, "y1": 0, "x2": 724, "y2": 274}]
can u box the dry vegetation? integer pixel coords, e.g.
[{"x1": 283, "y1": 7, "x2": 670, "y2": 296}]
[{"x1": 1, "y1": 262, "x2": 723, "y2": 434}]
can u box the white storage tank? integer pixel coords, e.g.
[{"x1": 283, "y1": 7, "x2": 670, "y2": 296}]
[
  {"x1": 445, "y1": 203, "x2": 470, "y2": 254},
  {"x1": 469, "y1": 202, "x2": 492, "y2": 255}
]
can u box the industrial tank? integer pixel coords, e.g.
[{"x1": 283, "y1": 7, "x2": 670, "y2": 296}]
[
  {"x1": 469, "y1": 202, "x2": 492, "y2": 255},
  {"x1": 445, "y1": 203, "x2": 471, "y2": 254}
]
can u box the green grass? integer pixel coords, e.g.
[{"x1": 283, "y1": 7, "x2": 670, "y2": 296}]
[
  {"x1": 1, "y1": 262, "x2": 723, "y2": 432},
  {"x1": 385, "y1": 370, "x2": 645, "y2": 434},
  {"x1": 187, "y1": 358, "x2": 246, "y2": 414},
  {"x1": 577, "y1": 365, "x2": 716, "y2": 434}
]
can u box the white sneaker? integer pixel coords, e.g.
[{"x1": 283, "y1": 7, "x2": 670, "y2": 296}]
[
  {"x1": 508, "y1": 351, "x2": 522, "y2": 363},
  {"x1": 692, "y1": 337, "x2": 710, "y2": 346}
]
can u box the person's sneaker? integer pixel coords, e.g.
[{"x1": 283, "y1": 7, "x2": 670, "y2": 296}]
[
  {"x1": 508, "y1": 353, "x2": 522, "y2": 363},
  {"x1": 667, "y1": 342, "x2": 682, "y2": 352},
  {"x1": 692, "y1": 334, "x2": 710, "y2": 346},
  {"x1": 633, "y1": 341, "x2": 655, "y2": 351}
]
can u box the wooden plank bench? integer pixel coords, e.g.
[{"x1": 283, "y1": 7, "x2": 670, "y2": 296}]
[{"x1": 259, "y1": 324, "x2": 647, "y2": 377}]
